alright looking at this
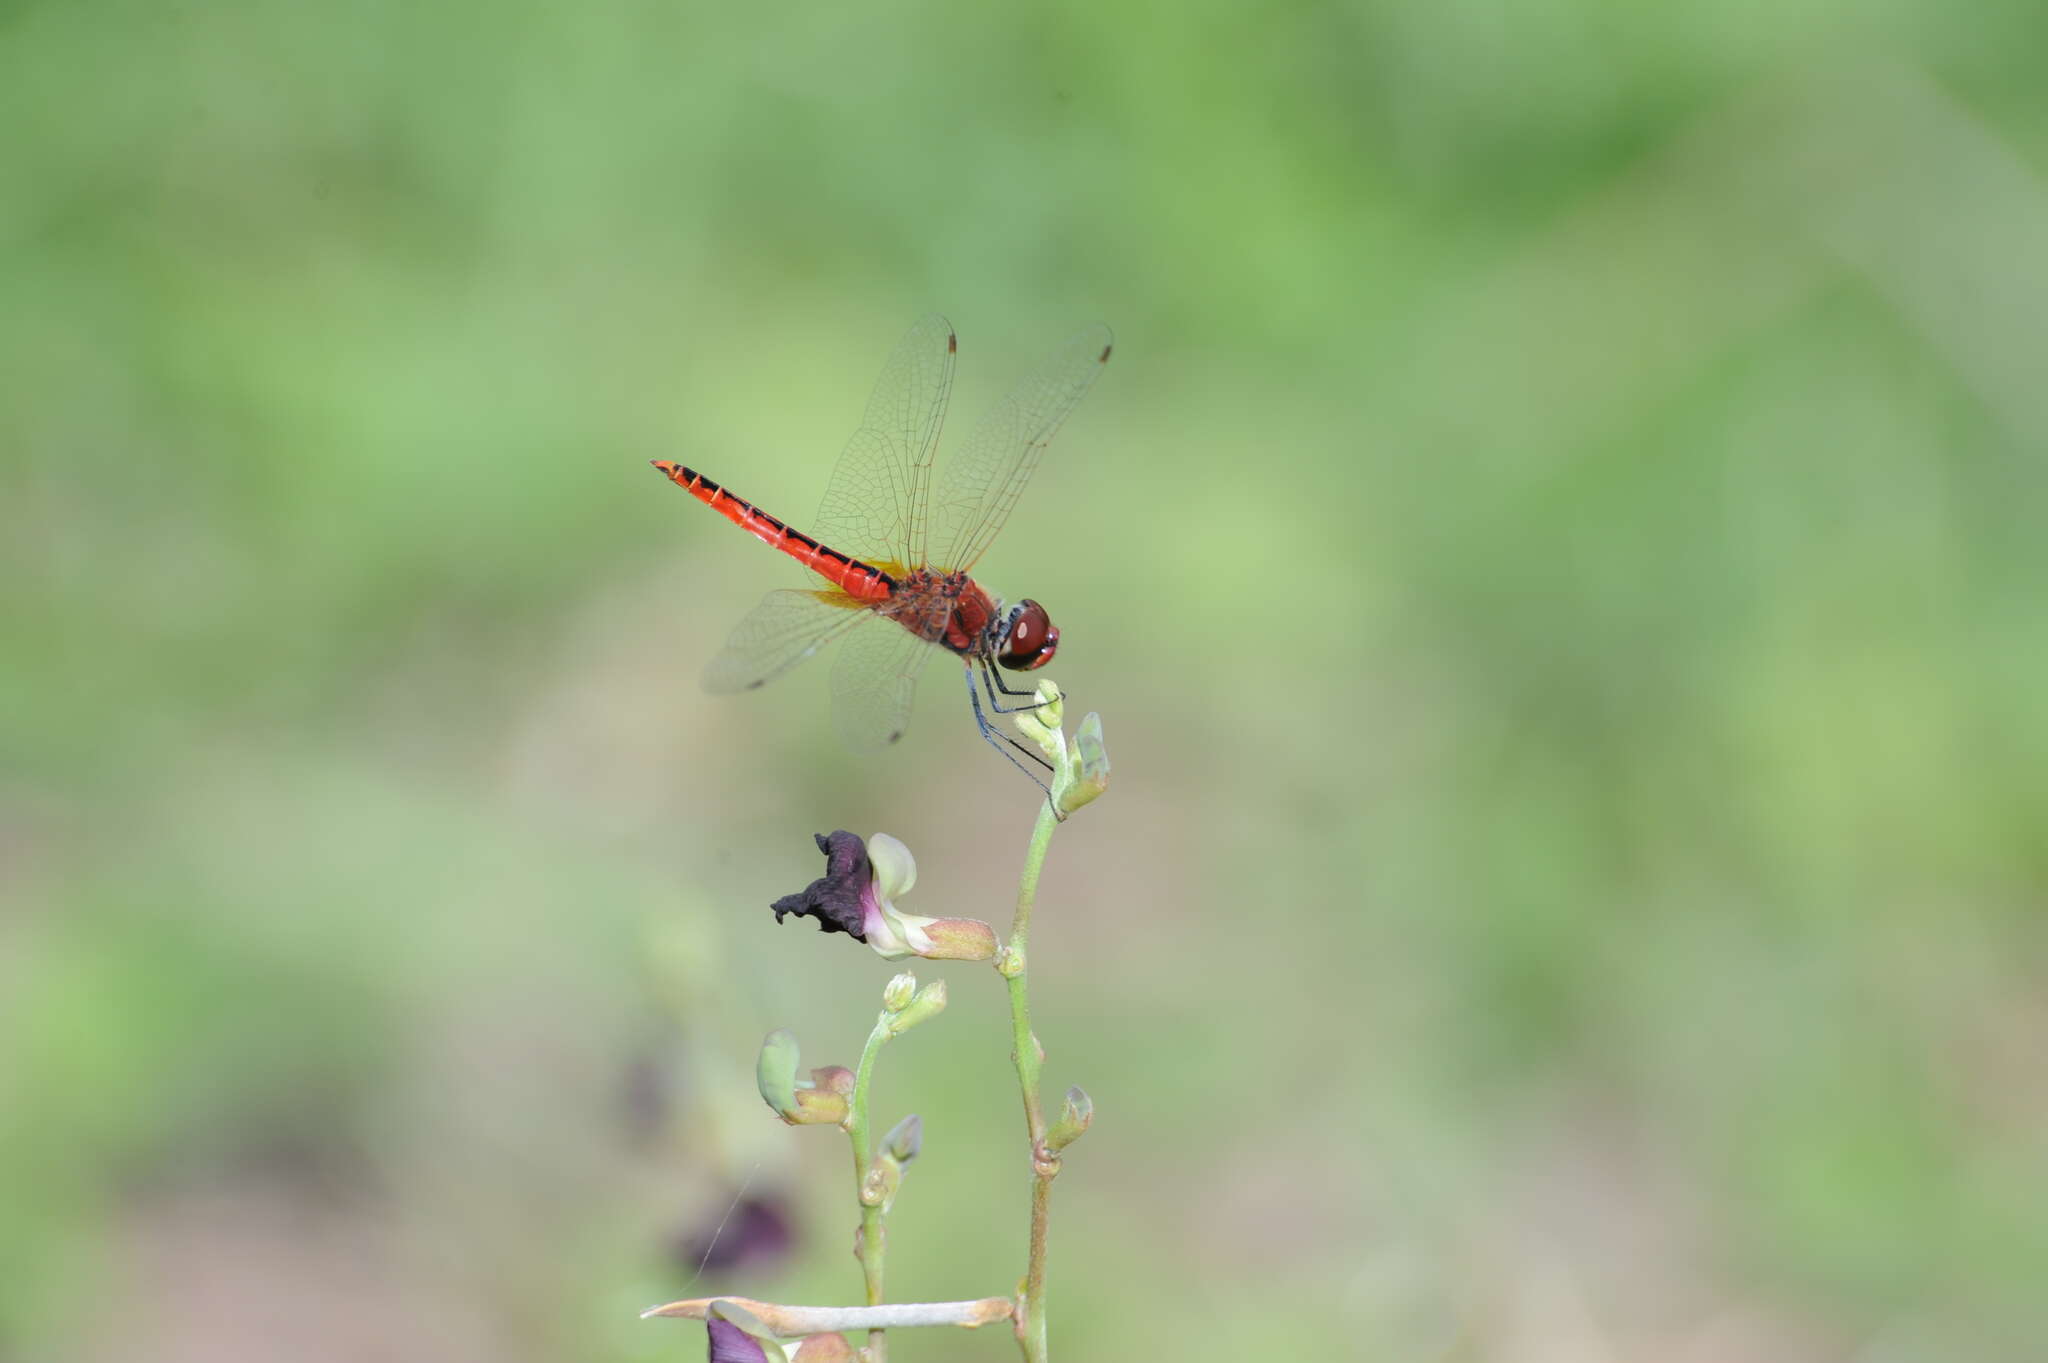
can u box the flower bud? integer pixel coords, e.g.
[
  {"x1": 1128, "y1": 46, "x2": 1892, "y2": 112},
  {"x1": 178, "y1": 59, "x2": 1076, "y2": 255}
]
[
  {"x1": 1044, "y1": 1085, "x2": 1094, "y2": 1152},
  {"x1": 1011, "y1": 685, "x2": 1112, "y2": 815},
  {"x1": 882, "y1": 971, "x2": 917, "y2": 1013},
  {"x1": 883, "y1": 978, "x2": 947, "y2": 1036},
  {"x1": 756, "y1": 1031, "x2": 848, "y2": 1125},
  {"x1": 1031, "y1": 680, "x2": 1065, "y2": 733},
  {"x1": 916, "y1": 917, "x2": 999, "y2": 961},
  {"x1": 755, "y1": 1030, "x2": 800, "y2": 1117},
  {"x1": 883, "y1": 1112, "x2": 923, "y2": 1164},
  {"x1": 1013, "y1": 680, "x2": 1066, "y2": 759},
  {"x1": 1060, "y1": 711, "x2": 1111, "y2": 813}
]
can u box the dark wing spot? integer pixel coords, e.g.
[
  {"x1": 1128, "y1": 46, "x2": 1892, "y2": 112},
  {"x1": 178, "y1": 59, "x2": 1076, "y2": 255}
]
[
  {"x1": 947, "y1": 333, "x2": 958, "y2": 354},
  {"x1": 886, "y1": 730, "x2": 903, "y2": 744},
  {"x1": 746, "y1": 680, "x2": 766, "y2": 691},
  {"x1": 1098, "y1": 344, "x2": 1113, "y2": 363}
]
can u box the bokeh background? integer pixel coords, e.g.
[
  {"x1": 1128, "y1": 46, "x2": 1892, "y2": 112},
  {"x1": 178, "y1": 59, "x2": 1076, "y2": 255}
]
[{"x1": 6, "y1": 3, "x2": 2047, "y2": 1360}]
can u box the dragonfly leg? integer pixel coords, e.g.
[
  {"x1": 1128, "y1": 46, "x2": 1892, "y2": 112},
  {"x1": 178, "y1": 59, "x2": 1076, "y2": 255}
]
[
  {"x1": 976, "y1": 656, "x2": 1060, "y2": 715},
  {"x1": 964, "y1": 667, "x2": 1061, "y2": 801}
]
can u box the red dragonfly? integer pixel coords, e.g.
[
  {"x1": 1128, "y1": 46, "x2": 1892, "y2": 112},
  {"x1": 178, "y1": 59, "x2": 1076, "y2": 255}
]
[{"x1": 653, "y1": 315, "x2": 1112, "y2": 782}]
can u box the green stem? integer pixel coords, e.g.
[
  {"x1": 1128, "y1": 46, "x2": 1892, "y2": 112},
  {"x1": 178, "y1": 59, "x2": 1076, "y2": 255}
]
[
  {"x1": 846, "y1": 1017, "x2": 893, "y2": 1362},
  {"x1": 1005, "y1": 800, "x2": 1063, "y2": 1363}
]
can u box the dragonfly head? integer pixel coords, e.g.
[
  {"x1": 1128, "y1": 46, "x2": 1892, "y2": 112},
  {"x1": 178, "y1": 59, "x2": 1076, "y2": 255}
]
[{"x1": 996, "y1": 599, "x2": 1059, "y2": 672}]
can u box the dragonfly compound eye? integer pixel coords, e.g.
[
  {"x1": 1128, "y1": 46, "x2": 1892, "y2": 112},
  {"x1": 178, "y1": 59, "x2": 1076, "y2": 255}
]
[{"x1": 998, "y1": 599, "x2": 1059, "y2": 671}]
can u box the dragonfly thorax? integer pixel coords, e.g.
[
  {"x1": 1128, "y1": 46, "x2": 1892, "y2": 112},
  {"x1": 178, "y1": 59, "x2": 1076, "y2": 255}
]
[
  {"x1": 890, "y1": 567, "x2": 995, "y2": 656},
  {"x1": 885, "y1": 570, "x2": 1057, "y2": 671}
]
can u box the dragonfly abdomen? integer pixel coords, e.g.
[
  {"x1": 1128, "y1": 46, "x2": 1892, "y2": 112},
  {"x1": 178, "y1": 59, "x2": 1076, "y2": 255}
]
[{"x1": 653, "y1": 461, "x2": 893, "y2": 602}]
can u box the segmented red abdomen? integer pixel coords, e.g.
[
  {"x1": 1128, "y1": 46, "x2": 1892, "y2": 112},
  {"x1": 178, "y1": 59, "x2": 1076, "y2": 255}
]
[{"x1": 653, "y1": 461, "x2": 894, "y2": 603}]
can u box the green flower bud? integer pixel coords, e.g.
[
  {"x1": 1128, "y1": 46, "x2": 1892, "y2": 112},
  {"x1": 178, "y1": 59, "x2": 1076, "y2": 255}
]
[
  {"x1": 883, "y1": 1112, "x2": 924, "y2": 1164},
  {"x1": 1045, "y1": 1085, "x2": 1094, "y2": 1152},
  {"x1": 755, "y1": 1030, "x2": 800, "y2": 1118},
  {"x1": 1060, "y1": 711, "x2": 1111, "y2": 812},
  {"x1": 755, "y1": 1031, "x2": 849, "y2": 1125},
  {"x1": 1012, "y1": 680, "x2": 1067, "y2": 761},
  {"x1": 884, "y1": 978, "x2": 948, "y2": 1036},
  {"x1": 1011, "y1": 685, "x2": 1112, "y2": 815},
  {"x1": 1033, "y1": 680, "x2": 1065, "y2": 731},
  {"x1": 882, "y1": 971, "x2": 917, "y2": 1012}
]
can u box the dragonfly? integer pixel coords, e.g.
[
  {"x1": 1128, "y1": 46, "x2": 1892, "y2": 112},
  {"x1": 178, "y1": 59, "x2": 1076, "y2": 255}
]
[{"x1": 653, "y1": 315, "x2": 1112, "y2": 785}]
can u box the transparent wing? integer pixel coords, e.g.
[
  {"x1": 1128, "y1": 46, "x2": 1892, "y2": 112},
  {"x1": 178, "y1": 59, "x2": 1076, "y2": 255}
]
[
  {"x1": 703, "y1": 588, "x2": 876, "y2": 694},
  {"x1": 829, "y1": 609, "x2": 940, "y2": 751},
  {"x1": 928, "y1": 322, "x2": 1112, "y2": 573},
  {"x1": 810, "y1": 314, "x2": 957, "y2": 581}
]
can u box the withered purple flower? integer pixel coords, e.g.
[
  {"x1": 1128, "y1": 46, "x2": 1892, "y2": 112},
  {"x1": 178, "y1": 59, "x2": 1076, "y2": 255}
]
[
  {"x1": 770, "y1": 831, "x2": 872, "y2": 940},
  {"x1": 770, "y1": 831, "x2": 996, "y2": 962}
]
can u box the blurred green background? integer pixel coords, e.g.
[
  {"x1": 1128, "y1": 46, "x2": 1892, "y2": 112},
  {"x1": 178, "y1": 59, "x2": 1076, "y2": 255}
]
[{"x1": 6, "y1": 2, "x2": 2047, "y2": 1360}]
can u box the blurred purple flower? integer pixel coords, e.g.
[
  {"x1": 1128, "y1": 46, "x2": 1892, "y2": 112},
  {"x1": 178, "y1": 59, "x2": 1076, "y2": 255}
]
[{"x1": 673, "y1": 1193, "x2": 795, "y2": 1278}]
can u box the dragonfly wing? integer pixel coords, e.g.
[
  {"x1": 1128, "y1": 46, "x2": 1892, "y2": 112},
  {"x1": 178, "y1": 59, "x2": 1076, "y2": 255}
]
[
  {"x1": 703, "y1": 588, "x2": 874, "y2": 694},
  {"x1": 928, "y1": 322, "x2": 1112, "y2": 573},
  {"x1": 810, "y1": 314, "x2": 957, "y2": 581},
  {"x1": 829, "y1": 610, "x2": 938, "y2": 751}
]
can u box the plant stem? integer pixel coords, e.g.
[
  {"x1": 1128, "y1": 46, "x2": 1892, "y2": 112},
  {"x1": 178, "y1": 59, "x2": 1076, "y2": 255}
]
[
  {"x1": 641, "y1": 1297, "x2": 1016, "y2": 1331},
  {"x1": 846, "y1": 1016, "x2": 893, "y2": 1362},
  {"x1": 1005, "y1": 799, "x2": 1063, "y2": 1363}
]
